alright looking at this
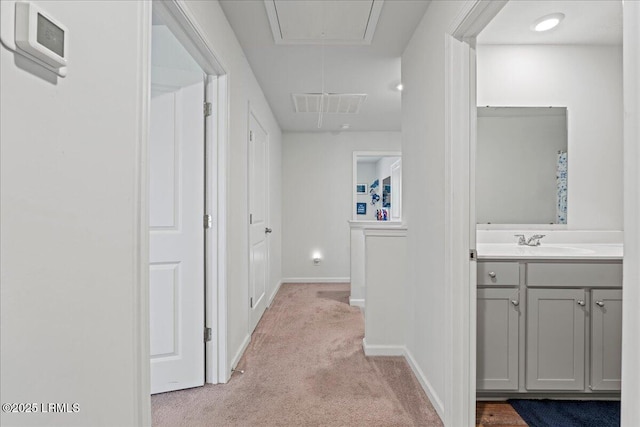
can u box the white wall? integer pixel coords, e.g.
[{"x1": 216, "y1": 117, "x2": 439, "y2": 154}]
[
  {"x1": 282, "y1": 131, "x2": 401, "y2": 280},
  {"x1": 182, "y1": 1, "x2": 283, "y2": 372},
  {"x1": 0, "y1": 1, "x2": 149, "y2": 425},
  {"x1": 1, "y1": 4, "x2": 284, "y2": 426},
  {"x1": 401, "y1": 0, "x2": 469, "y2": 418},
  {"x1": 477, "y1": 45, "x2": 623, "y2": 230}
]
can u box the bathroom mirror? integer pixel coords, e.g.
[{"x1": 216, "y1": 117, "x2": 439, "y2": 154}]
[
  {"x1": 476, "y1": 107, "x2": 568, "y2": 225},
  {"x1": 353, "y1": 152, "x2": 402, "y2": 221}
]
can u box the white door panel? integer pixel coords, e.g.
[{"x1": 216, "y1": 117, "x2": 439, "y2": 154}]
[
  {"x1": 150, "y1": 80, "x2": 205, "y2": 394},
  {"x1": 249, "y1": 113, "x2": 269, "y2": 332}
]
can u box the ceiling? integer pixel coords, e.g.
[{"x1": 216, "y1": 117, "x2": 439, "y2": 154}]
[
  {"x1": 478, "y1": 0, "x2": 622, "y2": 45},
  {"x1": 219, "y1": 0, "x2": 431, "y2": 132}
]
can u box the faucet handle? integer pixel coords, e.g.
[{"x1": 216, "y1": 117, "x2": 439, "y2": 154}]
[
  {"x1": 528, "y1": 234, "x2": 545, "y2": 246},
  {"x1": 514, "y1": 234, "x2": 526, "y2": 245}
]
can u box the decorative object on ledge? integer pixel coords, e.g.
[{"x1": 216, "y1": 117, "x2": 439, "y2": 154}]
[
  {"x1": 376, "y1": 208, "x2": 388, "y2": 221},
  {"x1": 356, "y1": 183, "x2": 368, "y2": 194},
  {"x1": 356, "y1": 202, "x2": 367, "y2": 215}
]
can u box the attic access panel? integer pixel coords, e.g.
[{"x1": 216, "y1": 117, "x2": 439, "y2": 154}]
[{"x1": 264, "y1": 0, "x2": 384, "y2": 45}]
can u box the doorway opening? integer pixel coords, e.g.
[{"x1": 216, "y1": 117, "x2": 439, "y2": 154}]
[{"x1": 147, "y1": 0, "x2": 229, "y2": 394}]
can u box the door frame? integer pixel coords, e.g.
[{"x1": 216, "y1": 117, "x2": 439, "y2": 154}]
[
  {"x1": 446, "y1": 1, "x2": 640, "y2": 425},
  {"x1": 247, "y1": 105, "x2": 270, "y2": 333},
  {"x1": 443, "y1": 1, "x2": 506, "y2": 426},
  {"x1": 139, "y1": 0, "x2": 231, "y2": 403}
]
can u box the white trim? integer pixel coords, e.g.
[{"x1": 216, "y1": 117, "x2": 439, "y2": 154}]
[
  {"x1": 204, "y1": 75, "x2": 219, "y2": 385},
  {"x1": 349, "y1": 298, "x2": 365, "y2": 308},
  {"x1": 268, "y1": 280, "x2": 283, "y2": 307},
  {"x1": 229, "y1": 333, "x2": 252, "y2": 372},
  {"x1": 281, "y1": 277, "x2": 351, "y2": 284},
  {"x1": 216, "y1": 73, "x2": 229, "y2": 383},
  {"x1": 445, "y1": 2, "x2": 506, "y2": 426},
  {"x1": 362, "y1": 339, "x2": 404, "y2": 356},
  {"x1": 134, "y1": 1, "x2": 152, "y2": 425},
  {"x1": 622, "y1": 2, "x2": 640, "y2": 424},
  {"x1": 155, "y1": 1, "x2": 227, "y2": 75},
  {"x1": 404, "y1": 347, "x2": 445, "y2": 422},
  {"x1": 363, "y1": 228, "x2": 407, "y2": 237}
]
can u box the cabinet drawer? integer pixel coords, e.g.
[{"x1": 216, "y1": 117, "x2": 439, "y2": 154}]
[
  {"x1": 478, "y1": 262, "x2": 520, "y2": 286},
  {"x1": 527, "y1": 263, "x2": 622, "y2": 287}
]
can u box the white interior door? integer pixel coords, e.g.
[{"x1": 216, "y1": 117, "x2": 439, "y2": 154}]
[
  {"x1": 248, "y1": 113, "x2": 269, "y2": 332},
  {"x1": 149, "y1": 78, "x2": 205, "y2": 394}
]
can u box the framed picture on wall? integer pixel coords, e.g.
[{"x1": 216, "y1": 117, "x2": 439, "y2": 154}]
[
  {"x1": 356, "y1": 202, "x2": 367, "y2": 215},
  {"x1": 356, "y1": 183, "x2": 368, "y2": 194}
]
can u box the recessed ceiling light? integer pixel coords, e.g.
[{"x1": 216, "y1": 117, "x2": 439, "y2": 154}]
[
  {"x1": 341, "y1": 124, "x2": 350, "y2": 130},
  {"x1": 396, "y1": 83, "x2": 404, "y2": 92},
  {"x1": 531, "y1": 13, "x2": 565, "y2": 32}
]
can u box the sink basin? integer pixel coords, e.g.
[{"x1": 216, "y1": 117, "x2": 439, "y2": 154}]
[
  {"x1": 475, "y1": 243, "x2": 616, "y2": 259},
  {"x1": 521, "y1": 246, "x2": 595, "y2": 255}
]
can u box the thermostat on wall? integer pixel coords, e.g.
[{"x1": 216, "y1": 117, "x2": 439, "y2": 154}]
[{"x1": 0, "y1": 1, "x2": 68, "y2": 77}]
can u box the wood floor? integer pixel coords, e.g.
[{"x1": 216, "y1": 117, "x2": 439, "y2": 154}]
[{"x1": 476, "y1": 402, "x2": 528, "y2": 427}]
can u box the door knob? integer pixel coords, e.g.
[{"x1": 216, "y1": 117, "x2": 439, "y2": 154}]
[
  {"x1": 265, "y1": 227, "x2": 273, "y2": 234},
  {"x1": 511, "y1": 300, "x2": 519, "y2": 306},
  {"x1": 595, "y1": 301, "x2": 605, "y2": 307},
  {"x1": 577, "y1": 300, "x2": 586, "y2": 306},
  {"x1": 488, "y1": 271, "x2": 496, "y2": 278}
]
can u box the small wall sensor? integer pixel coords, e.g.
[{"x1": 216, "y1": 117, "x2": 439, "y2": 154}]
[
  {"x1": 0, "y1": 1, "x2": 68, "y2": 77},
  {"x1": 312, "y1": 251, "x2": 322, "y2": 265}
]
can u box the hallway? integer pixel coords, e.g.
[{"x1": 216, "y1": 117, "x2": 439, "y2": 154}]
[{"x1": 151, "y1": 283, "x2": 442, "y2": 426}]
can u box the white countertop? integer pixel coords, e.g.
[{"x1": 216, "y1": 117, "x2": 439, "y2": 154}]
[{"x1": 477, "y1": 243, "x2": 623, "y2": 261}]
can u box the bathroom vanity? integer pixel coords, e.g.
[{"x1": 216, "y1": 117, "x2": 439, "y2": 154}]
[{"x1": 476, "y1": 243, "x2": 623, "y2": 397}]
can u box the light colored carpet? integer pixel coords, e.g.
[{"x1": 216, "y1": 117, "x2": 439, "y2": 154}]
[{"x1": 152, "y1": 283, "x2": 443, "y2": 426}]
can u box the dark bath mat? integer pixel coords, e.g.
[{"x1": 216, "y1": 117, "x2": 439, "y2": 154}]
[{"x1": 508, "y1": 399, "x2": 620, "y2": 427}]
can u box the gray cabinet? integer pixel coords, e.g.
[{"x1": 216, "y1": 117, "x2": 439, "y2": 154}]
[
  {"x1": 526, "y1": 288, "x2": 586, "y2": 390},
  {"x1": 477, "y1": 288, "x2": 520, "y2": 390},
  {"x1": 591, "y1": 289, "x2": 623, "y2": 391},
  {"x1": 477, "y1": 260, "x2": 622, "y2": 396}
]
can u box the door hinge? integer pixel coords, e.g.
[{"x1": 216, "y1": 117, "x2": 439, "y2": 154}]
[
  {"x1": 470, "y1": 249, "x2": 477, "y2": 260},
  {"x1": 203, "y1": 214, "x2": 212, "y2": 229},
  {"x1": 204, "y1": 102, "x2": 213, "y2": 117},
  {"x1": 204, "y1": 327, "x2": 212, "y2": 342},
  {"x1": 249, "y1": 130, "x2": 253, "y2": 142},
  {"x1": 250, "y1": 297, "x2": 253, "y2": 308},
  {"x1": 249, "y1": 213, "x2": 253, "y2": 224}
]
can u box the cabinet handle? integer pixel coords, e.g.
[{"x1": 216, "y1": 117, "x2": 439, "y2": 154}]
[
  {"x1": 511, "y1": 300, "x2": 519, "y2": 306},
  {"x1": 577, "y1": 300, "x2": 586, "y2": 306},
  {"x1": 488, "y1": 271, "x2": 496, "y2": 278},
  {"x1": 595, "y1": 301, "x2": 605, "y2": 307}
]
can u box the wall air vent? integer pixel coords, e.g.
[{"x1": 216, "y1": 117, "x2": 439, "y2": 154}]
[{"x1": 292, "y1": 93, "x2": 367, "y2": 114}]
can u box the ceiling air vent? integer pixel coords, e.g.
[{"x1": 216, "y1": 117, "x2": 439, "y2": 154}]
[{"x1": 292, "y1": 93, "x2": 367, "y2": 114}]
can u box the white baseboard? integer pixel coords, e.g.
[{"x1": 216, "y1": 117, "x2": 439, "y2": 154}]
[
  {"x1": 229, "y1": 333, "x2": 251, "y2": 376},
  {"x1": 268, "y1": 280, "x2": 283, "y2": 307},
  {"x1": 349, "y1": 298, "x2": 365, "y2": 308},
  {"x1": 403, "y1": 347, "x2": 445, "y2": 421},
  {"x1": 281, "y1": 277, "x2": 350, "y2": 284},
  {"x1": 362, "y1": 338, "x2": 405, "y2": 356}
]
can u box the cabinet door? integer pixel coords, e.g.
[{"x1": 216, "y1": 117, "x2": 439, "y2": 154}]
[
  {"x1": 591, "y1": 289, "x2": 622, "y2": 391},
  {"x1": 477, "y1": 288, "x2": 520, "y2": 390},
  {"x1": 526, "y1": 288, "x2": 585, "y2": 390}
]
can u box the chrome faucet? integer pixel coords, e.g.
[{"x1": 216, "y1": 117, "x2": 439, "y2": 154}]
[
  {"x1": 514, "y1": 234, "x2": 546, "y2": 246},
  {"x1": 514, "y1": 234, "x2": 527, "y2": 245}
]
